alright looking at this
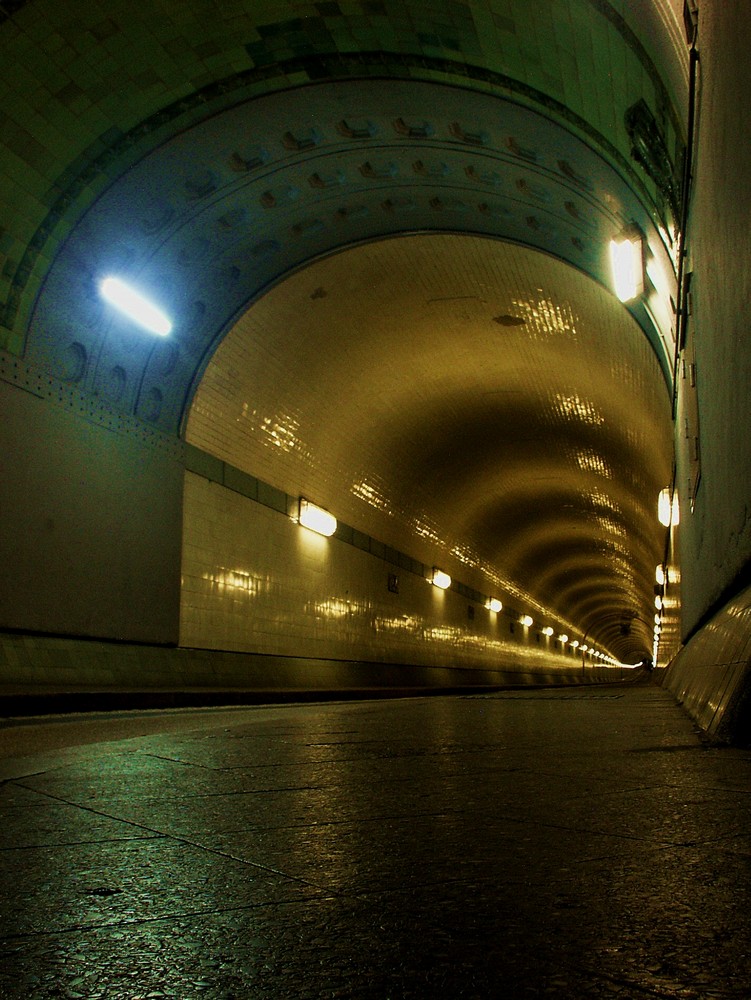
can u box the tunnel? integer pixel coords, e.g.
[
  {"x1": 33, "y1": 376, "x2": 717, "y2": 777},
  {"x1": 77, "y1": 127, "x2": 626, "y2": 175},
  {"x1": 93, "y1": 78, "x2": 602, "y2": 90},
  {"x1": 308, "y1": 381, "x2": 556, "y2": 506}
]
[{"x1": 1, "y1": 0, "x2": 751, "y2": 744}]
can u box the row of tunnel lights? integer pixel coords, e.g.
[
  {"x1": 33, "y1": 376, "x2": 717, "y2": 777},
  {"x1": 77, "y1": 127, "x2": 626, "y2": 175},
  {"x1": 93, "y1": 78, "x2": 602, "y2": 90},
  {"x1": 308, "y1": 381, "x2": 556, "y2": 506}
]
[
  {"x1": 299, "y1": 499, "x2": 618, "y2": 663},
  {"x1": 654, "y1": 486, "x2": 680, "y2": 662},
  {"x1": 305, "y1": 484, "x2": 678, "y2": 667},
  {"x1": 98, "y1": 227, "x2": 646, "y2": 336}
]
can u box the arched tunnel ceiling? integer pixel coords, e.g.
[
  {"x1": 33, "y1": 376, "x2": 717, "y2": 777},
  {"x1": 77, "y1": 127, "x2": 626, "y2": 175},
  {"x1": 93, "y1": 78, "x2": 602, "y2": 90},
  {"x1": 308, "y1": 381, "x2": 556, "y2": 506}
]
[
  {"x1": 0, "y1": 0, "x2": 688, "y2": 662},
  {"x1": 24, "y1": 75, "x2": 680, "y2": 433},
  {"x1": 187, "y1": 234, "x2": 673, "y2": 662}
]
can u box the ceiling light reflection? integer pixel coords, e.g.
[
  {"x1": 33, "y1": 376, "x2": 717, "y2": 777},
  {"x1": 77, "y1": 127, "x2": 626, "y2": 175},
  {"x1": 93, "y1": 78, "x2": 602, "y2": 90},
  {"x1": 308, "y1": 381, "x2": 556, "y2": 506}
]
[
  {"x1": 610, "y1": 228, "x2": 644, "y2": 302},
  {"x1": 100, "y1": 276, "x2": 172, "y2": 335}
]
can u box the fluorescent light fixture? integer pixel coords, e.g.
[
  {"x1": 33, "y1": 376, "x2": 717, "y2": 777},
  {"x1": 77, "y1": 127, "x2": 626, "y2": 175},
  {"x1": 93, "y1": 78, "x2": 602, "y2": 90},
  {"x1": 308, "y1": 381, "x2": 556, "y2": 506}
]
[
  {"x1": 542, "y1": 626, "x2": 554, "y2": 636},
  {"x1": 520, "y1": 614, "x2": 533, "y2": 628},
  {"x1": 609, "y1": 227, "x2": 644, "y2": 302},
  {"x1": 298, "y1": 498, "x2": 337, "y2": 537},
  {"x1": 486, "y1": 597, "x2": 503, "y2": 613},
  {"x1": 99, "y1": 276, "x2": 172, "y2": 335},
  {"x1": 658, "y1": 488, "x2": 680, "y2": 527},
  {"x1": 431, "y1": 568, "x2": 452, "y2": 590}
]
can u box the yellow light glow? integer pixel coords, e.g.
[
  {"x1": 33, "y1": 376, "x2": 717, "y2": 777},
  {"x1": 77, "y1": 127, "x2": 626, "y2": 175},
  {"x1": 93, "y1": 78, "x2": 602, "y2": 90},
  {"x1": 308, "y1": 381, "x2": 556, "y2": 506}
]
[
  {"x1": 655, "y1": 564, "x2": 666, "y2": 586},
  {"x1": 580, "y1": 644, "x2": 588, "y2": 652},
  {"x1": 571, "y1": 640, "x2": 579, "y2": 648},
  {"x1": 658, "y1": 488, "x2": 680, "y2": 527},
  {"x1": 486, "y1": 597, "x2": 503, "y2": 613},
  {"x1": 298, "y1": 499, "x2": 337, "y2": 537},
  {"x1": 431, "y1": 568, "x2": 452, "y2": 590},
  {"x1": 655, "y1": 595, "x2": 663, "y2": 610},
  {"x1": 559, "y1": 633, "x2": 569, "y2": 644},
  {"x1": 542, "y1": 626, "x2": 554, "y2": 636},
  {"x1": 100, "y1": 276, "x2": 172, "y2": 335},
  {"x1": 520, "y1": 614, "x2": 533, "y2": 627},
  {"x1": 610, "y1": 231, "x2": 644, "y2": 302}
]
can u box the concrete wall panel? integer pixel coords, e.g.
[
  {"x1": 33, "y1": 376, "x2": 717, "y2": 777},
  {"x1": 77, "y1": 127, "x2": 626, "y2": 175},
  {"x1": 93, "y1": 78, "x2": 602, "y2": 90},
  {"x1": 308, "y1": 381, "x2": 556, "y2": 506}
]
[{"x1": 0, "y1": 378, "x2": 183, "y2": 643}]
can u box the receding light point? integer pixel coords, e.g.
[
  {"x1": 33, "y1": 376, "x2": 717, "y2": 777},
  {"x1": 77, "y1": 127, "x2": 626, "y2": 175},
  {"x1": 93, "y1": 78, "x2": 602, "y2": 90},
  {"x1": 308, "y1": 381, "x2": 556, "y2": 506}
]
[
  {"x1": 100, "y1": 276, "x2": 172, "y2": 335},
  {"x1": 486, "y1": 597, "x2": 503, "y2": 613},
  {"x1": 431, "y1": 568, "x2": 452, "y2": 590},
  {"x1": 658, "y1": 488, "x2": 680, "y2": 527},
  {"x1": 542, "y1": 626, "x2": 554, "y2": 636},
  {"x1": 520, "y1": 614, "x2": 533, "y2": 628},
  {"x1": 298, "y1": 498, "x2": 337, "y2": 537}
]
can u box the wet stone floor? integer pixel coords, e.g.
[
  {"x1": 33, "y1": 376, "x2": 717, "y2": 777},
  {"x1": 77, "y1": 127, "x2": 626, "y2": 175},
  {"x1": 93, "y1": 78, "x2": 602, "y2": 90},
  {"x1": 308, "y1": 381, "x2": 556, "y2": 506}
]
[{"x1": 0, "y1": 683, "x2": 750, "y2": 999}]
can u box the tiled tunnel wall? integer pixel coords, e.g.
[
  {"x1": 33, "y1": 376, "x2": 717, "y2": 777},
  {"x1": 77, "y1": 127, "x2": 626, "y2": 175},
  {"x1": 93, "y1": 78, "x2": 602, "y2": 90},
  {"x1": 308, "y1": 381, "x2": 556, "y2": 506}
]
[
  {"x1": 180, "y1": 466, "x2": 591, "y2": 676},
  {"x1": 0, "y1": 352, "x2": 622, "y2": 704},
  {"x1": 662, "y1": 583, "x2": 751, "y2": 743}
]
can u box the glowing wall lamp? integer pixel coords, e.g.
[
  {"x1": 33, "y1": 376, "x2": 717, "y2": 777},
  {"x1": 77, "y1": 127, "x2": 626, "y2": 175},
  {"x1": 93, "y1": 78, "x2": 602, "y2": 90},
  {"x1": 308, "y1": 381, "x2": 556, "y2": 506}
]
[
  {"x1": 542, "y1": 626, "x2": 554, "y2": 636},
  {"x1": 430, "y1": 568, "x2": 452, "y2": 590},
  {"x1": 486, "y1": 597, "x2": 503, "y2": 613},
  {"x1": 298, "y1": 498, "x2": 337, "y2": 537},
  {"x1": 99, "y1": 276, "x2": 172, "y2": 335},
  {"x1": 571, "y1": 640, "x2": 580, "y2": 649},
  {"x1": 658, "y1": 488, "x2": 680, "y2": 527},
  {"x1": 609, "y1": 226, "x2": 644, "y2": 302},
  {"x1": 520, "y1": 614, "x2": 534, "y2": 628},
  {"x1": 558, "y1": 633, "x2": 569, "y2": 644}
]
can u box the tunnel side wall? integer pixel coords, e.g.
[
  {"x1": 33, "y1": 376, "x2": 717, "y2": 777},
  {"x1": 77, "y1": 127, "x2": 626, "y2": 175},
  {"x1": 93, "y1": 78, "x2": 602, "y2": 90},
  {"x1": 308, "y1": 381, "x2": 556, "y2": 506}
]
[
  {"x1": 655, "y1": 1, "x2": 751, "y2": 747},
  {"x1": 0, "y1": 634, "x2": 630, "y2": 714},
  {"x1": 0, "y1": 457, "x2": 629, "y2": 711},
  {"x1": 179, "y1": 470, "x2": 590, "y2": 676},
  {"x1": 661, "y1": 582, "x2": 751, "y2": 744},
  {"x1": 677, "y1": 1, "x2": 751, "y2": 635}
]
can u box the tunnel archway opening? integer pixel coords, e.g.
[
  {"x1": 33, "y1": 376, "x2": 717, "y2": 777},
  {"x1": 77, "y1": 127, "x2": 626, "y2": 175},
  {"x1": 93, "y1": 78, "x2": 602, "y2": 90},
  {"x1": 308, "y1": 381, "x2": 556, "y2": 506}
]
[{"x1": 181, "y1": 232, "x2": 673, "y2": 669}]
